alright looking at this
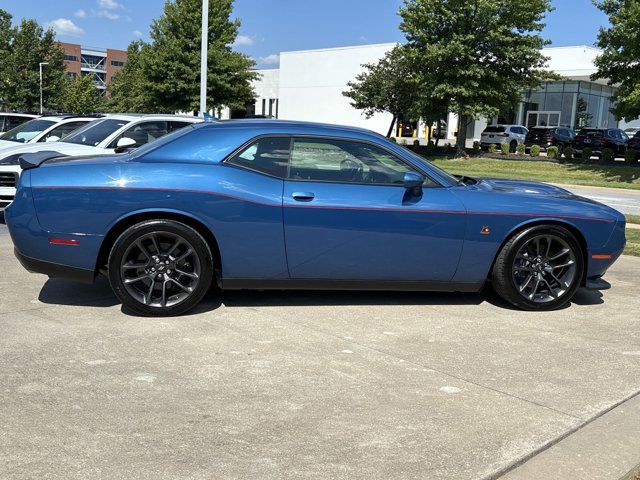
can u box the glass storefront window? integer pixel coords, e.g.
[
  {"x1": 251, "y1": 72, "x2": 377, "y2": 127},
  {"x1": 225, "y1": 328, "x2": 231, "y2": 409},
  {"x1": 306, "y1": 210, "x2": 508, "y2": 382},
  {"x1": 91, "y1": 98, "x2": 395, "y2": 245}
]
[{"x1": 519, "y1": 81, "x2": 618, "y2": 130}]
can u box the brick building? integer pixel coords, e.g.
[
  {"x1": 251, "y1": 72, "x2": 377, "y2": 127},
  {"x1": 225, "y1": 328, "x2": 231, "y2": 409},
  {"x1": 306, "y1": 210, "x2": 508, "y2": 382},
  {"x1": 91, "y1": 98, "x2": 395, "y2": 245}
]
[{"x1": 59, "y1": 42, "x2": 127, "y2": 94}]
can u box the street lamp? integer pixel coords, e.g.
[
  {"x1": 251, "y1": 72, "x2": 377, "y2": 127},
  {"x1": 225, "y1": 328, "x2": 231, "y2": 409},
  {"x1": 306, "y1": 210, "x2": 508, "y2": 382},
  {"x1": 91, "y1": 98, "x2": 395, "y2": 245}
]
[
  {"x1": 39, "y1": 62, "x2": 49, "y2": 115},
  {"x1": 199, "y1": 0, "x2": 208, "y2": 118}
]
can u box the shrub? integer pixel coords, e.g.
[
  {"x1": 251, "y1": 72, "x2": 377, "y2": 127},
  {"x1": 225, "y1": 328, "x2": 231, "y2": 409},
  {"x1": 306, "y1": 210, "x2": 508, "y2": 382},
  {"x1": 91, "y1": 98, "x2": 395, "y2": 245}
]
[
  {"x1": 500, "y1": 142, "x2": 510, "y2": 155},
  {"x1": 390, "y1": 137, "x2": 397, "y2": 143},
  {"x1": 601, "y1": 148, "x2": 615, "y2": 164},
  {"x1": 530, "y1": 145, "x2": 541, "y2": 157},
  {"x1": 426, "y1": 140, "x2": 436, "y2": 153},
  {"x1": 563, "y1": 146, "x2": 574, "y2": 160},
  {"x1": 473, "y1": 141, "x2": 481, "y2": 154},
  {"x1": 582, "y1": 147, "x2": 593, "y2": 162},
  {"x1": 546, "y1": 146, "x2": 559, "y2": 159},
  {"x1": 625, "y1": 149, "x2": 637, "y2": 164},
  {"x1": 488, "y1": 143, "x2": 497, "y2": 153},
  {"x1": 413, "y1": 139, "x2": 420, "y2": 147},
  {"x1": 516, "y1": 143, "x2": 525, "y2": 155}
]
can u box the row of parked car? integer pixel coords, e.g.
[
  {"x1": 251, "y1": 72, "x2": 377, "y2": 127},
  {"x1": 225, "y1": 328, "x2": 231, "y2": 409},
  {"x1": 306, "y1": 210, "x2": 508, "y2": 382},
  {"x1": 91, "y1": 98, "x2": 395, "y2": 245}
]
[
  {"x1": 0, "y1": 112, "x2": 201, "y2": 207},
  {"x1": 479, "y1": 123, "x2": 640, "y2": 158}
]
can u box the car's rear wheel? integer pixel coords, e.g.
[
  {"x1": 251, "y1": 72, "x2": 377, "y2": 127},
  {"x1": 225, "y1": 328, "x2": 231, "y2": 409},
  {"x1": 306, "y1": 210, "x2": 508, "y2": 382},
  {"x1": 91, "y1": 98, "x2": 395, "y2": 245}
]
[
  {"x1": 509, "y1": 140, "x2": 517, "y2": 153},
  {"x1": 491, "y1": 225, "x2": 584, "y2": 311},
  {"x1": 108, "y1": 220, "x2": 214, "y2": 316}
]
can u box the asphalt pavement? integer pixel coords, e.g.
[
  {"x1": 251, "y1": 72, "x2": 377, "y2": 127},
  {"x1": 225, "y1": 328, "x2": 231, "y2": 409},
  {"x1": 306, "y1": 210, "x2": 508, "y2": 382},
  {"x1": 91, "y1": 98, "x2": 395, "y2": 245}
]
[
  {"x1": 1, "y1": 232, "x2": 639, "y2": 479},
  {"x1": 554, "y1": 183, "x2": 640, "y2": 216}
]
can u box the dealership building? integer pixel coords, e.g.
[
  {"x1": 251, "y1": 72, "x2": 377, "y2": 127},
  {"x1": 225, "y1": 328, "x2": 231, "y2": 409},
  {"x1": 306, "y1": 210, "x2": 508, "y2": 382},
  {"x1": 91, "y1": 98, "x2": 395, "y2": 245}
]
[{"x1": 248, "y1": 44, "x2": 637, "y2": 141}]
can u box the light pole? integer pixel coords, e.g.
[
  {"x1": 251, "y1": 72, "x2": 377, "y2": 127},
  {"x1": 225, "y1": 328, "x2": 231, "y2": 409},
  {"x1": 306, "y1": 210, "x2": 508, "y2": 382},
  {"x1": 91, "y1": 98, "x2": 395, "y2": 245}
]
[
  {"x1": 39, "y1": 62, "x2": 49, "y2": 115},
  {"x1": 199, "y1": 0, "x2": 209, "y2": 117}
]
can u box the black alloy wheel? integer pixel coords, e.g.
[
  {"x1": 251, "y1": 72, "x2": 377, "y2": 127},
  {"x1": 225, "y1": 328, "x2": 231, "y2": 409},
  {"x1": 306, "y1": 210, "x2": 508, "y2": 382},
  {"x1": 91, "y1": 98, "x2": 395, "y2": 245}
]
[
  {"x1": 492, "y1": 225, "x2": 584, "y2": 311},
  {"x1": 108, "y1": 220, "x2": 214, "y2": 316}
]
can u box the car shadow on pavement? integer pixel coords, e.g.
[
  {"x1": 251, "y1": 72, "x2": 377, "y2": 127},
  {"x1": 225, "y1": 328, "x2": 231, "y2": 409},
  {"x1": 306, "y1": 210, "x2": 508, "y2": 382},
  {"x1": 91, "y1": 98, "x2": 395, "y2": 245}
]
[
  {"x1": 36, "y1": 277, "x2": 606, "y2": 315},
  {"x1": 38, "y1": 276, "x2": 120, "y2": 308}
]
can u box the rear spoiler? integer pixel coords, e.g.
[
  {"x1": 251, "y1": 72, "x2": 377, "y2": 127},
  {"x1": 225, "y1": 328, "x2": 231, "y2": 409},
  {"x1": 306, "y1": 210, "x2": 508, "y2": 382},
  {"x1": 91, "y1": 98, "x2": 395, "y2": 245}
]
[{"x1": 19, "y1": 151, "x2": 67, "y2": 170}]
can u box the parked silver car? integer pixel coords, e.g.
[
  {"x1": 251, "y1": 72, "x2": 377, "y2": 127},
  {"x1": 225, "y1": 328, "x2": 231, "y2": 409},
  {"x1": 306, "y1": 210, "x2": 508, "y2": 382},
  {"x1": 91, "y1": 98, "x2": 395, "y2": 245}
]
[{"x1": 480, "y1": 125, "x2": 528, "y2": 152}]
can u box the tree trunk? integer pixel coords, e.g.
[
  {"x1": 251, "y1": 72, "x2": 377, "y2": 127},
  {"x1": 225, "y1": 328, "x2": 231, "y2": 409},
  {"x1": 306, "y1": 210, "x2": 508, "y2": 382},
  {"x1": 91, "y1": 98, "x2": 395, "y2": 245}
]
[
  {"x1": 456, "y1": 115, "x2": 469, "y2": 158},
  {"x1": 387, "y1": 115, "x2": 397, "y2": 138}
]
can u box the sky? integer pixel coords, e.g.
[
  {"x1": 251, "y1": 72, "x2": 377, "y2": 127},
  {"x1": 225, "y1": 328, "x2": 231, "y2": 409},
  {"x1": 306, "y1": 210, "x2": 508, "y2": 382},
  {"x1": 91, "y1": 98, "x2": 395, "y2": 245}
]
[{"x1": 0, "y1": 0, "x2": 610, "y2": 69}]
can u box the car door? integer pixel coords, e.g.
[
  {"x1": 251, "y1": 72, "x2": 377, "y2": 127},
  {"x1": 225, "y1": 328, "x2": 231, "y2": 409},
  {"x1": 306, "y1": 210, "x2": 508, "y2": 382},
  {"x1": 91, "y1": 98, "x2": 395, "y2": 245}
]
[{"x1": 282, "y1": 136, "x2": 466, "y2": 282}]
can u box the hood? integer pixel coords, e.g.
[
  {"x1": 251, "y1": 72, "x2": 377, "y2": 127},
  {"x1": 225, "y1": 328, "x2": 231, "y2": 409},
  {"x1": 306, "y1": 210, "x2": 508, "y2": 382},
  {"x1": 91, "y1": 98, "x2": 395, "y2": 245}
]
[
  {"x1": 479, "y1": 179, "x2": 576, "y2": 199},
  {"x1": 0, "y1": 142, "x2": 101, "y2": 164},
  {"x1": 473, "y1": 178, "x2": 624, "y2": 222},
  {"x1": 0, "y1": 139, "x2": 25, "y2": 152}
]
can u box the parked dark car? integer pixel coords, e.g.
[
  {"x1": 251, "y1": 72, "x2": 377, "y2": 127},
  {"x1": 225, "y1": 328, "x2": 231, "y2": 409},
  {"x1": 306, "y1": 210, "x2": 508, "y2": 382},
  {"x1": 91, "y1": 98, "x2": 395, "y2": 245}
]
[
  {"x1": 525, "y1": 127, "x2": 575, "y2": 151},
  {"x1": 627, "y1": 132, "x2": 640, "y2": 153},
  {"x1": 572, "y1": 128, "x2": 628, "y2": 158}
]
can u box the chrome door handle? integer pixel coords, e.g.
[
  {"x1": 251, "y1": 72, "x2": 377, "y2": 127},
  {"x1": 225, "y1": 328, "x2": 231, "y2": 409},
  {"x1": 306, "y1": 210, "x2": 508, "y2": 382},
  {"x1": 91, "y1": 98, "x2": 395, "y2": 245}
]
[{"x1": 291, "y1": 192, "x2": 315, "y2": 202}]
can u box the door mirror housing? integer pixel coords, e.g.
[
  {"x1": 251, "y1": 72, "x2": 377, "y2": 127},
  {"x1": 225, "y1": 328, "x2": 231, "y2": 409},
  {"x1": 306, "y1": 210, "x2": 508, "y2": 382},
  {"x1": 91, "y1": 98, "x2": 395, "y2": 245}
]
[
  {"x1": 403, "y1": 171, "x2": 425, "y2": 192},
  {"x1": 114, "y1": 136, "x2": 137, "y2": 153},
  {"x1": 45, "y1": 135, "x2": 60, "y2": 143}
]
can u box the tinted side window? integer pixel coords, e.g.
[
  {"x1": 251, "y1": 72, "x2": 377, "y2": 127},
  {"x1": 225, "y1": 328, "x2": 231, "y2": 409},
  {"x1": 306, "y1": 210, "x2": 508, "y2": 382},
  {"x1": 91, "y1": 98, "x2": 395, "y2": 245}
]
[
  {"x1": 226, "y1": 136, "x2": 290, "y2": 178},
  {"x1": 289, "y1": 138, "x2": 420, "y2": 186},
  {"x1": 168, "y1": 121, "x2": 194, "y2": 132},
  {"x1": 112, "y1": 121, "x2": 170, "y2": 148}
]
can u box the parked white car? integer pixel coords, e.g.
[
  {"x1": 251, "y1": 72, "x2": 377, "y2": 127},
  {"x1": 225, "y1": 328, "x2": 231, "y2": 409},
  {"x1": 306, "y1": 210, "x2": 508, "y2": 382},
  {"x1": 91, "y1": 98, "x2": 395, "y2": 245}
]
[
  {"x1": 480, "y1": 125, "x2": 528, "y2": 152},
  {"x1": 0, "y1": 115, "x2": 100, "y2": 153},
  {"x1": 0, "y1": 114, "x2": 202, "y2": 207}
]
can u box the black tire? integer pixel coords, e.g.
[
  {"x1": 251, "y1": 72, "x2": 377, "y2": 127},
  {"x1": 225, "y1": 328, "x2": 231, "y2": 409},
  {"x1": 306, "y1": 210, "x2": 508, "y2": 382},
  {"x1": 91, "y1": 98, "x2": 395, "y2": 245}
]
[
  {"x1": 108, "y1": 219, "x2": 214, "y2": 317},
  {"x1": 509, "y1": 140, "x2": 517, "y2": 153},
  {"x1": 491, "y1": 225, "x2": 584, "y2": 311}
]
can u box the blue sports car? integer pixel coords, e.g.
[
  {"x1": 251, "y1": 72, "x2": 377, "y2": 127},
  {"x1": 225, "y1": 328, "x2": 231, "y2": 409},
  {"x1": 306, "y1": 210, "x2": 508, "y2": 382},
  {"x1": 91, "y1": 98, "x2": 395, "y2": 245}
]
[{"x1": 5, "y1": 120, "x2": 626, "y2": 316}]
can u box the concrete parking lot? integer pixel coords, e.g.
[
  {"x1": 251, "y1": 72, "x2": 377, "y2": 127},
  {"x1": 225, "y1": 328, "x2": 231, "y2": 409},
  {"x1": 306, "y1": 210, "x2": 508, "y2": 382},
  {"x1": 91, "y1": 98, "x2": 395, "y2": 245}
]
[{"x1": 1, "y1": 227, "x2": 639, "y2": 479}]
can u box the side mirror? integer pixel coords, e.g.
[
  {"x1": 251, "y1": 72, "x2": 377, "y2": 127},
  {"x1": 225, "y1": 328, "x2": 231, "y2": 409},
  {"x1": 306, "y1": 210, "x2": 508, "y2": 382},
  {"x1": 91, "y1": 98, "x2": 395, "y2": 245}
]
[
  {"x1": 114, "y1": 136, "x2": 137, "y2": 153},
  {"x1": 45, "y1": 135, "x2": 60, "y2": 143},
  {"x1": 403, "y1": 171, "x2": 425, "y2": 189}
]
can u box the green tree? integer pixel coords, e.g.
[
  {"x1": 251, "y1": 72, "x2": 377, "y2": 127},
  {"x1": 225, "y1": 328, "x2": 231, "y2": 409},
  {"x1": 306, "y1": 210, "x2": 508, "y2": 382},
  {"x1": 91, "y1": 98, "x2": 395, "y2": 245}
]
[
  {"x1": 138, "y1": 0, "x2": 257, "y2": 113},
  {"x1": 399, "y1": 0, "x2": 554, "y2": 154},
  {"x1": 107, "y1": 41, "x2": 152, "y2": 112},
  {"x1": 0, "y1": 9, "x2": 12, "y2": 106},
  {"x1": 592, "y1": 0, "x2": 640, "y2": 121},
  {"x1": 343, "y1": 46, "x2": 423, "y2": 137},
  {"x1": 0, "y1": 13, "x2": 66, "y2": 112},
  {"x1": 57, "y1": 74, "x2": 103, "y2": 114}
]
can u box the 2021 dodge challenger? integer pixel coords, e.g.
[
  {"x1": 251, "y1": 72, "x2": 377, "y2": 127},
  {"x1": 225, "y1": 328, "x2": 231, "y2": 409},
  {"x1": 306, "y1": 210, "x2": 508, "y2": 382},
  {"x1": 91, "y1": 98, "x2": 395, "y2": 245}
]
[{"x1": 5, "y1": 120, "x2": 626, "y2": 316}]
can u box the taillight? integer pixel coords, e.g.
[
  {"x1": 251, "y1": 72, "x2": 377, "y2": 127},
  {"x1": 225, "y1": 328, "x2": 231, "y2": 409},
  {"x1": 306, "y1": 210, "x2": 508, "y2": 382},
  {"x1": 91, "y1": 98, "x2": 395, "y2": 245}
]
[{"x1": 497, "y1": 133, "x2": 509, "y2": 137}]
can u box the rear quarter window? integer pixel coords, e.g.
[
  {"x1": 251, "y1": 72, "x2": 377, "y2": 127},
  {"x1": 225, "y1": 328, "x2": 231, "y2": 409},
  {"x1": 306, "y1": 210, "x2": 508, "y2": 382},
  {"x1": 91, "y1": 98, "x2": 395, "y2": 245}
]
[{"x1": 138, "y1": 127, "x2": 254, "y2": 163}]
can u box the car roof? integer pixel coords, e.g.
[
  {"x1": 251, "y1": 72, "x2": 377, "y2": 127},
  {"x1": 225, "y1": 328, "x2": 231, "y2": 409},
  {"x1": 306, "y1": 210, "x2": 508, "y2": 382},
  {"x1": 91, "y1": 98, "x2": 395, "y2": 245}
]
[
  {"x1": 195, "y1": 118, "x2": 387, "y2": 139},
  {"x1": 0, "y1": 112, "x2": 37, "y2": 117},
  {"x1": 38, "y1": 115, "x2": 104, "y2": 122},
  {"x1": 104, "y1": 113, "x2": 202, "y2": 122}
]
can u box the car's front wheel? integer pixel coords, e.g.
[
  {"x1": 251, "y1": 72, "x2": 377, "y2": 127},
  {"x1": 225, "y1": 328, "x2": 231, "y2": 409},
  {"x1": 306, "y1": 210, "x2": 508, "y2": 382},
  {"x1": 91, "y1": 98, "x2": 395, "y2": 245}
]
[
  {"x1": 491, "y1": 225, "x2": 584, "y2": 311},
  {"x1": 108, "y1": 220, "x2": 214, "y2": 316}
]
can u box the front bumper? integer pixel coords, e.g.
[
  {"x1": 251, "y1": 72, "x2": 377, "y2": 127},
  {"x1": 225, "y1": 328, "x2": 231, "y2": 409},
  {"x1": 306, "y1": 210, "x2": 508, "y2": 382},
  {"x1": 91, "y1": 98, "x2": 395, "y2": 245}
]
[{"x1": 14, "y1": 248, "x2": 95, "y2": 284}]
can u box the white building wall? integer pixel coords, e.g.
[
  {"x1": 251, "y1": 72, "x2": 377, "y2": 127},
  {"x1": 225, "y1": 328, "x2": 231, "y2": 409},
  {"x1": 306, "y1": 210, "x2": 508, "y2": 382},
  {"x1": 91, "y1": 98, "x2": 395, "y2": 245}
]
[
  {"x1": 277, "y1": 43, "x2": 396, "y2": 135},
  {"x1": 252, "y1": 69, "x2": 280, "y2": 116},
  {"x1": 249, "y1": 44, "x2": 629, "y2": 140}
]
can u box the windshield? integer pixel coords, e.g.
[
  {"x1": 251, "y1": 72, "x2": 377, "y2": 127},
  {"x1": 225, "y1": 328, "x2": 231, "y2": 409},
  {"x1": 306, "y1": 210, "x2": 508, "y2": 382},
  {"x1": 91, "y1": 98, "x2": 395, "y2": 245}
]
[
  {"x1": 62, "y1": 119, "x2": 127, "y2": 146},
  {"x1": 0, "y1": 119, "x2": 56, "y2": 143}
]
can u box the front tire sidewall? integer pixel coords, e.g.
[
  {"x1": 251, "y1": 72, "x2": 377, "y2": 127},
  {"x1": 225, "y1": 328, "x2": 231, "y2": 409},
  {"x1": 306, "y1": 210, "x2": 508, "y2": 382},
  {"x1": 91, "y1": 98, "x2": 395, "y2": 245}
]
[
  {"x1": 494, "y1": 226, "x2": 584, "y2": 311},
  {"x1": 108, "y1": 220, "x2": 214, "y2": 317}
]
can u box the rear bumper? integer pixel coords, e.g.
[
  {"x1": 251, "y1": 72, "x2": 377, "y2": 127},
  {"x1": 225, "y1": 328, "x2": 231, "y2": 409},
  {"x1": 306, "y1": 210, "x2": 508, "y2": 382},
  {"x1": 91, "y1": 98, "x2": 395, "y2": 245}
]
[{"x1": 14, "y1": 248, "x2": 95, "y2": 284}]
